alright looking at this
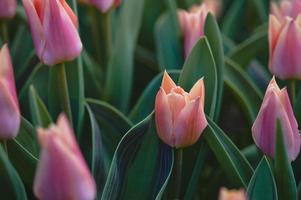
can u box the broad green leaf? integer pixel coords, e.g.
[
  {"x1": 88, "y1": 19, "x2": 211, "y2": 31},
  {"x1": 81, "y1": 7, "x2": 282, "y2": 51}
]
[
  {"x1": 275, "y1": 121, "x2": 297, "y2": 200},
  {"x1": 154, "y1": 1, "x2": 183, "y2": 70},
  {"x1": 204, "y1": 13, "x2": 225, "y2": 121},
  {"x1": 7, "y1": 118, "x2": 39, "y2": 187},
  {"x1": 0, "y1": 145, "x2": 27, "y2": 200},
  {"x1": 104, "y1": 0, "x2": 145, "y2": 112},
  {"x1": 227, "y1": 27, "x2": 267, "y2": 68},
  {"x1": 247, "y1": 157, "x2": 277, "y2": 200},
  {"x1": 29, "y1": 85, "x2": 52, "y2": 127},
  {"x1": 204, "y1": 117, "x2": 254, "y2": 187},
  {"x1": 178, "y1": 37, "x2": 218, "y2": 118},
  {"x1": 251, "y1": 0, "x2": 269, "y2": 22},
  {"x1": 101, "y1": 113, "x2": 173, "y2": 200},
  {"x1": 129, "y1": 70, "x2": 180, "y2": 124},
  {"x1": 225, "y1": 58, "x2": 263, "y2": 122}
]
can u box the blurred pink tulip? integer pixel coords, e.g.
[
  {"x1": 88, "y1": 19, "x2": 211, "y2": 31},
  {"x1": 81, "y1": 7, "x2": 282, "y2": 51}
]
[
  {"x1": 269, "y1": 0, "x2": 301, "y2": 79},
  {"x1": 155, "y1": 71, "x2": 207, "y2": 148},
  {"x1": 0, "y1": 44, "x2": 20, "y2": 139},
  {"x1": 0, "y1": 0, "x2": 17, "y2": 18},
  {"x1": 22, "y1": 0, "x2": 82, "y2": 66},
  {"x1": 178, "y1": 1, "x2": 220, "y2": 57},
  {"x1": 78, "y1": 0, "x2": 121, "y2": 13},
  {"x1": 34, "y1": 114, "x2": 96, "y2": 200},
  {"x1": 218, "y1": 187, "x2": 247, "y2": 200},
  {"x1": 252, "y1": 77, "x2": 301, "y2": 161}
]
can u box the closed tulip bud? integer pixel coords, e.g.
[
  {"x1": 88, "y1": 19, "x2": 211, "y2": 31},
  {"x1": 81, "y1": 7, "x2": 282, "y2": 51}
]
[
  {"x1": 0, "y1": 0, "x2": 17, "y2": 19},
  {"x1": 78, "y1": 0, "x2": 121, "y2": 13},
  {"x1": 0, "y1": 44, "x2": 20, "y2": 139},
  {"x1": 252, "y1": 77, "x2": 301, "y2": 161},
  {"x1": 269, "y1": 0, "x2": 301, "y2": 79},
  {"x1": 155, "y1": 71, "x2": 207, "y2": 148},
  {"x1": 178, "y1": 2, "x2": 219, "y2": 57},
  {"x1": 218, "y1": 187, "x2": 247, "y2": 200},
  {"x1": 34, "y1": 114, "x2": 96, "y2": 200},
  {"x1": 22, "y1": 0, "x2": 82, "y2": 66}
]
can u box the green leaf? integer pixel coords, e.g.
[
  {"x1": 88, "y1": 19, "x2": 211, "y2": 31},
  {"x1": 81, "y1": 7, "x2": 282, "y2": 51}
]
[
  {"x1": 204, "y1": 117, "x2": 254, "y2": 187},
  {"x1": 204, "y1": 13, "x2": 225, "y2": 121},
  {"x1": 0, "y1": 145, "x2": 27, "y2": 200},
  {"x1": 154, "y1": 2, "x2": 183, "y2": 70},
  {"x1": 104, "y1": 0, "x2": 145, "y2": 112},
  {"x1": 101, "y1": 113, "x2": 173, "y2": 200},
  {"x1": 7, "y1": 118, "x2": 39, "y2": 187},
  {"x1": 85, "y1": 99, "x2": 132, "y2": 196},
  {"x1": 227, "y1": 28, "x2": 267, "y2": 68},
  {"x1": 178, "y1": 37, "x2": 218, "y2": 118},
  {"x1": 247, "y1": 157, "x2": 278, "y2": 200},
  {"x1": 225, "y1": 58, "x2": 263, "y2": 122},
  {"x1": 29, "y1": 85, "x2": 52, "y2": 127},
  {"x1": 129, "y1": 70, "x2": 180, "y2": 124},
  {"x1": 275, "y1": 121, "x2": 298, "y2": 200}
]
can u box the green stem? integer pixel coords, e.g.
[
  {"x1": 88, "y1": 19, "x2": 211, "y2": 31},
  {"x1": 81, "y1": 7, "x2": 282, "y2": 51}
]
[
  {"x1": 89, "y1": 8, "x2": 102, "y2": 64},
  {"x1": 102, "y1": 11, "x2": 112, "y2": 68},
  {"x1": 0, "y1": 21, "x2": 9, "y2": 43},
  {"x1": 174, "y1": 148, "x2": 183, "y2": 199},
  {"x1": 56, "y1": 63, "x2": 73, "y2": 124},
  {"x1": 289, "y1": 80, "x2": 296, "y2": 106},
  {"x1": 1, "y1": 140, "x2": 7, "y2": 154}
]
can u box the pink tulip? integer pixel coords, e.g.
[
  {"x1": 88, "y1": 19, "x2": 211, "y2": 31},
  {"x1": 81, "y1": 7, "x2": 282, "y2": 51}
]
[
  {"x1": 0, "y1": 0, "x2": 17, "y2": 18},
  {"x1": 252, "y1": 77, "x2": 301, "y2": 161},
  {"x1": 78, "y1": 0, "x2": 121, "y2": 13},
  {"x1": 34, "y1": 114, "x2": 96, "y2": 200},
  {"x1": 178, "y1": 1, "x2": 219, "y2": 57},
  {"x1": 269, "y1": 0, "x2": 301, "y2": 79},
  {"x1": 218, "y1": 187, "x2": 247, "y2": 200},
  {"x1": 155, "y1": 71, "x2": 207, "y2": 148},
  {"x1": 0, "y1": 44, "x2": 20, "y2": 139},
  {"x1": 22, "y1": 0, "x2": 82, "y2": 66}
]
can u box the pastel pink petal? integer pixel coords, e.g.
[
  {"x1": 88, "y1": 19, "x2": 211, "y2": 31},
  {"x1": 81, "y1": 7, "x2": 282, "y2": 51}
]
[
  {"x1": 42, "y1": 0, "x2": 82, "y2": 66},
  {"x1": 91, "y1": 0, "x2": 114, "y2": 13},
  {"x1": 22, "y1": 0, "x2": 45, "y2": 59},
  {"x1": 155, "y1": 88, "x2": 173, "y2": 146},
  {"x1": 0, "y1": 0, "x2": 17, "y2": 18},
  {"x1": 189, "y1": 78, "x2": 205, "y2": 104},
  {"x1": 59, "y1": 0, "x2": 78, "y2": 27},
  {"x1": 167, "y1": 92, "x2": 186, "y2": 122},
  {"x1": 270, "y1": 17, "x2": 301, "y2": 79},
  {"x1": 173, "y1": 98, "x2": 207, "y2": 148},
  {"x1": 34, "y1": 133, "x2": 96, "y2": 200},
  {"x1": 161, "y1": 71, "x2": 176, "y2": 93},
  {"x1": 269, "y1": 15, "x2": 282, "y2": 55}
]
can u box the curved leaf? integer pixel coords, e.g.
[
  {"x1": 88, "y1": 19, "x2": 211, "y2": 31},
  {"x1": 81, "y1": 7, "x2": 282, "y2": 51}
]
[
  {"x1": 101, "y1": 113, "x2": 173, "y2": 200},
  {"x1": 247, "y1": 157, "x2": 277, "y2": 200}
]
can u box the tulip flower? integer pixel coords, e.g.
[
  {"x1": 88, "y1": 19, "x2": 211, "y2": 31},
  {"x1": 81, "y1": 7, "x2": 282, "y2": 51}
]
[
  {"x1": 22, "y1": 0, "x2": 82, "y2": 66},
  {"x1": 269, "y1": 0, "x2": 301, "y2": 79},
  {"x1": 34, "y1": 114, "x2": 96, "y2": 200},
  {"x1": 0, "y1": 44, "x2": 20, "y2": 139},
  {"x1": 252, "y1": 77, "x2": 301, "y2": 161},
  {"x1": 78, "y1": 0, "x2": 121, "y2": 13},
  {"x1": 218, "y1": 187, "x2": 247, "y2": 200},
  {"x1": 155, "y1": 71, "x2": 207, "y2": 148},
  {"x1": 178, "y1": 1, "x2": 219, "y2": 57},
  {"x1": 0, "y1": 0, "x2": 17, "y2": 18}
]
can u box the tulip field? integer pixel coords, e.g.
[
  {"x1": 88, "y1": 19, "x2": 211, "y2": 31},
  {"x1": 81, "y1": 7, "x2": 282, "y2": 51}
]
[{"x1": 1, "y1": 0, "x2": 301, "y2": 199}]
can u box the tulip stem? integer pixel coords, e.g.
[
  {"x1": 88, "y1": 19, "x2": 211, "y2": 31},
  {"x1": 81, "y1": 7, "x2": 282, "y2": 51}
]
[
  {"x1": 0, "y1": 21, "x2": 8, "y2": 43},
  {"x1": 1, "y1": 140, "x2": 7, "y2": 154},
  {"x1": 289, "y1": 80, "x2": 296, "y2": 106},
  {"x1": 102, "y1": 11, "x2": 112, "y2": 68},
  {"x1": 173, "y1": 148, "x2": 183, "y2": 199},
  {"x1": 57, "y1": 63, "x2": 73, "y2": 124},
  {"x1": 89, "y1": 8, "x2": 102, "y2": 64}
]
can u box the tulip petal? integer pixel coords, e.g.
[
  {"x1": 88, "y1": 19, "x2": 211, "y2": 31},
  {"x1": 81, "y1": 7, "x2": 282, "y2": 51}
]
[
  {"x1": 161, "y1": 71, "x2": 176, "y2": 93},
  {"x1": 91, "y1": 0, "x2": 114, "y2": 13},
  {"x1": 189, "y1": 78, "x2": 205, "y2": 104},
  {"x1": 167, "y1": 92, "x2": 186, "y2": 122},
  {"x1": 269, "y1": 15, "x2": 282, "y2": 54},
  {"x1": 173, "y1": 98, "x2": 207, "y2": 148},
  {"x1": 0, "y1": 0, "x2": 17, "y2": 18},
  {"x1": 155, "y1": 88, "x2": 173, "y2": 146}
]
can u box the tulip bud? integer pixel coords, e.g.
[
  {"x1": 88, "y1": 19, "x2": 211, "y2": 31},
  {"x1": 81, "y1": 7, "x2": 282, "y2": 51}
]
[
  {"x1": 78, "y1": 0, "x2": 121, "y2": 13},
  {"x1": 0, "y1": 44, "x2": 20, "y2": 139},
  {"x1": 0, "y1": 0, "x2": 17, "y2": 19},
  {"x1": 178, "y1": 2, "x2": 219, "y2": 57},
  {"x1": 269, "y1": 0, "x2": 301, "y2": 79},
  {"x1": 34, "y1": 114, "x2": 96, "y2": 200},
  {"x1": 252, "y1": 77, "x2": 301, "y2": 161},
  {"x1": 22, "y1": 0, "x2": 82, "y2": 66},
  {"x1": 218, "y1": 187, "x2": 247, "y2": 200},
  {"x1": 155, "y1": 71, "x2": 207, "y2": 148}
]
